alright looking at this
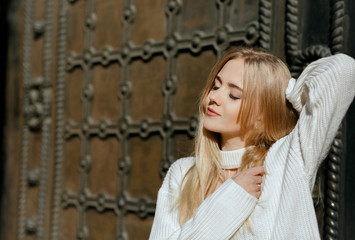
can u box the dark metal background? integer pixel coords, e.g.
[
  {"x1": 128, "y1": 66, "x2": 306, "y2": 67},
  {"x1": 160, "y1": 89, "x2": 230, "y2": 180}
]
[{"x1": 0, "y1": 0, "x2": 354, "y2": 239}]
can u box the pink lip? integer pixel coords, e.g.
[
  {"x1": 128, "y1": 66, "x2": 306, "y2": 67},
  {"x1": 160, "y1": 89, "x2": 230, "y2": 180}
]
[{"x1": 206, "y1": 107, "x2": 220, "y2": 116}]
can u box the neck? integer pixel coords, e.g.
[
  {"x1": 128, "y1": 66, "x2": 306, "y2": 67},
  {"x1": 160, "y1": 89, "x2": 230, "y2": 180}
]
[{"x1": 221, "y1": 134, "x2": 245, "y2": 151}]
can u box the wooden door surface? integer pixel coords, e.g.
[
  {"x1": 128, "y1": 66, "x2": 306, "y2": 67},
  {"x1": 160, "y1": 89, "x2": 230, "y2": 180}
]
[{"x1": 1, "y1": 0, "x2": 353, "y2": 239}]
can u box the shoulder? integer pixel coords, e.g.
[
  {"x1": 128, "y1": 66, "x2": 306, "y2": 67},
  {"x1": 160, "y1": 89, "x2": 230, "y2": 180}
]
[
  {"x1": 165, "y1": 157, "x2": 195, "y2": 182},
  {"x1": 160, "y1": 157, "x2": 195, "y2": 193},
  {"x1": 169, "y1": 157, "x2": 195, "y2": 175}
]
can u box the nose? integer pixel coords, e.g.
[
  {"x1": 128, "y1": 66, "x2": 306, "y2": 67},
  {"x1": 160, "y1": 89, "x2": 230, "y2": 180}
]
[{"x1": 208, "y1": 90, "x2": 221, "y2": 105}]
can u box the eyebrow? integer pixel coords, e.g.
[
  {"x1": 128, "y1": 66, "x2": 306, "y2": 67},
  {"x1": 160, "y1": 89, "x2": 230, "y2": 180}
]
[{"x1": 216, "y1": 75, "x2": 243, "y2": 92}]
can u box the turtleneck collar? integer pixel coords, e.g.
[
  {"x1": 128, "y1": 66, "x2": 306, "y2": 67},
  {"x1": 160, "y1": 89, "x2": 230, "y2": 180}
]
[{"x1": 220, "y1": 147, "x2": 246, "y2": 169}]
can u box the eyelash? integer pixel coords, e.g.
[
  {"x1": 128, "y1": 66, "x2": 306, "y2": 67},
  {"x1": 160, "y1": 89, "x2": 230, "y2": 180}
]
[
  {"x1": 229, "y1": 94, "x2": 239, "y2": 100},
  {"x1": 211, "y1": 84, "x2": 239, "y2": 100}
]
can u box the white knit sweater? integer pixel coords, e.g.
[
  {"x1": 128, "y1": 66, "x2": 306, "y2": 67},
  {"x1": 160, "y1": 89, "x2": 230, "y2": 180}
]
[{"x1": 149, "y1": 54, "x2": 355, "y2": 240}]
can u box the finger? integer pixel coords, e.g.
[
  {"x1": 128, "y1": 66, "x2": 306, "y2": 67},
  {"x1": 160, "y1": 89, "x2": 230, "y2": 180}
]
[
  {"x1": 254, "y1": 175, "x2": 263, "y2": 184},
  {"x1": 255, "y1": 191, "x2": 261, "y2": 199},
  {"x1": 248, "y1": 166, "x2": 265, "y2": 176},
  {"x1": 251, "y1": 183, "x2": 261, "y2": 192}
]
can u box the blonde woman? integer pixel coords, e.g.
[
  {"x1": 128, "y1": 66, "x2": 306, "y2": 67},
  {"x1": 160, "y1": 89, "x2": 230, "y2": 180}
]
[{"x1": 149, "y1": 46, "x2": 355, "y2": 239}]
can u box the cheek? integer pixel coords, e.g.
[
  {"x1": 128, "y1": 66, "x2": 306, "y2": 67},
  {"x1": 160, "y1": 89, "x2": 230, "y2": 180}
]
[
  {"x1": 202, "y1": 95, "x2": 210, "y2": 112},
  {"x1": 226, "y1": 103, "x2": 241, "y2": 123},
  {"x1": 203, "y1": 98, "x2": 208, "y2": 108},
  {"x1": 204, "y1": 93, "x2": 211, "y2": 105}
]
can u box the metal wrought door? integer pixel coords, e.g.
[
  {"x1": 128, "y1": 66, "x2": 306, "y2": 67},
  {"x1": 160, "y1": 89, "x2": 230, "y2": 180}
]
[{"x1": 1, "y1": 0, "x2": 354, "y2": 239}]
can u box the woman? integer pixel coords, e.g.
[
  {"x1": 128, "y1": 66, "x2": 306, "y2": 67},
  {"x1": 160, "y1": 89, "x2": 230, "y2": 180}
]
[{"x1": 149, "y1": 46, "x2": 355, "y2": 239}]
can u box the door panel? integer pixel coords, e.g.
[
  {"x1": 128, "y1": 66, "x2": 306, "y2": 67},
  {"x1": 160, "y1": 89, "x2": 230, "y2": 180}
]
[{"x1": 2, "y1": 0, "x2": 353, "y2": 239}]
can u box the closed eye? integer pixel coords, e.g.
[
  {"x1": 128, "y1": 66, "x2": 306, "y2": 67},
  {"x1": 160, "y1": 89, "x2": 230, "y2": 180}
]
[{"x1": 229, "y1": 94, "x2": 239, "y2": 100}]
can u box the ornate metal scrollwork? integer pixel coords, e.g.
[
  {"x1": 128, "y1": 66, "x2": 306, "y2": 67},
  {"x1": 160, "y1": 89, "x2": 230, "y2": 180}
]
[
  {"x1": 290, "y1": 45, "x2": 332, "y2": 77},
  {"x1": 20, "y1": 0, "x2": 352, "y2": 239}
]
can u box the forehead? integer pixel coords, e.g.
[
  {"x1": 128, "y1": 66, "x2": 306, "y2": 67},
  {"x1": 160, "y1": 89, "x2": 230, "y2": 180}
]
[{"x1": 218, "y1": 58, "x2": 244, "y2": 87}]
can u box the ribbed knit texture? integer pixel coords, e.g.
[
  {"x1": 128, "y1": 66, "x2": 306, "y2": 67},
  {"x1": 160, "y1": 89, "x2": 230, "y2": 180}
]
[
  {"x1": 220, "y1": 148, "x2": 246, "y2": 169},
  {"x1": 149, "y1": 54, "x2": 355, "y2": 240}
]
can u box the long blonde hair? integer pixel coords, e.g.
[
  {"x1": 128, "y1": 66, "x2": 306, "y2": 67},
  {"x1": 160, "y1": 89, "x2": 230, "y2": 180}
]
[{"x1": 176, "y1": 46, "x2": 299, "y2": 225}]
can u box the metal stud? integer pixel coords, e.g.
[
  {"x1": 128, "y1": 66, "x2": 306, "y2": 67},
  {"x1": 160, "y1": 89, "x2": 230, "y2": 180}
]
[
  {"x1": 140, "y1": 118, "x2": 150, "y2": 138},
  {"x1": 101, "y1": 46, "x2": 113, "y2": 66},
  {"x1": 85, "y1": 13, "x2": 97, "y2": 30},
  {"x1": 142, "y1": 39, "x2": 154, "y2": 61},
  {"x1": 26, "y1": 217, "x2": 37, "y2": 234},
  {"x1": 82, "y1": 84, "x2": 94, "y2": 100},
  {"x1": 33, "y1": 20, "x2": 45, "y2": 38},
  {"x1": 79, "y1": 155, "x2": 92, "y2": 172},
  {"x1": 66, "y1": 52, "x2": 78, "y2": 71},
  {"x1": 27, "y1": 169, "x2": 40, "y2": 186},
  {"x1": 122, "y1": 5, "x2": 136, "y2": 24},
  {"x1": 166, "y1": 0, "x2": 181, "y2": 15},
  {"x1": 138, "y1": 198, "x2": 148, "y2": 219}
]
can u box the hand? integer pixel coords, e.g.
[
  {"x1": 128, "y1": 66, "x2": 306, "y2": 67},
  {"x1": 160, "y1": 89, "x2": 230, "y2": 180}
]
[{"x1": 232, "y1": 166, "x2": 265, "y2": 199}]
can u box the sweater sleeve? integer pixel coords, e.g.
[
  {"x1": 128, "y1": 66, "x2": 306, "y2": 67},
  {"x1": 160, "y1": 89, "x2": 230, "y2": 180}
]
[
  {"x1": 286, "y1": 53, "x2": 355, "y2": 178},
  {"x1": 149, "y1": 159, "x2": 258, "y2": 240}
]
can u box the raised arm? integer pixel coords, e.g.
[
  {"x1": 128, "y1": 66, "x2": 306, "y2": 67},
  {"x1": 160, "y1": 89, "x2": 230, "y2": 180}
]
[
  {"x1": 286, "y1": 53, "x2": 355, "y2": 178},
  {"x1": 149, "y1": 158, "x2": 258, "y2": 240}
]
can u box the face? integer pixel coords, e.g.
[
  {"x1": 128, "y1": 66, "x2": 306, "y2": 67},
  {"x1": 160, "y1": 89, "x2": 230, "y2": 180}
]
[{"x1": 203, "y1": 58, "x2": 244, "y2": 139}]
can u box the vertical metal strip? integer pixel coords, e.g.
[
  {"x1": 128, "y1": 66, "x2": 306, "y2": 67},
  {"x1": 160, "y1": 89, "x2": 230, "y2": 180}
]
[
  {"x1": 43, "y1": 0, "x2": 54, "y2": 87},
  {"x1": 285, "y1": 0, "x2": 299, "y2": 68},
  {"x1": 36, "y1": 120, "x2": 51, "y2": 240},
  {"x1": 259, "y1": 0, "x2": 272, "y2": 50},
  {"x1": 324, "y1": 127, "x2": 343, "y2": 240},
  {"x1": 51, "y1": 0, "x2": 68, "y2": 239},
  {"x1": 116, "y1": 0, "x2": 133, "y2": 238},
  {"x1": 18, "y1": 127, "x2": 30, "y2": 240},
  {"x1": 330, "y1": 0, "x2": 344, "y2": 54},
  {"x1": 160, "y1": 0, "x2": 179, "y2": 179},
  {"x1": 76, "y1": 0, "x2": 96, "y2": 237},
  {"x1": 18, "y1": 0, "x2": 34, "y2": 239},
  {"x1": 36, "y1": 0, "x2": 55, "y2": 239}
]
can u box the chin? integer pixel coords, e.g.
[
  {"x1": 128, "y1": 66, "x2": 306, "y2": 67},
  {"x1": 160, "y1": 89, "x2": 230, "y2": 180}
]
[
  {"x1": 203, "y1": 123, "x2": 221, "y2": 135},
  {"x1": 203, "y1": 120, "x2": 215, "y2": 132}
]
